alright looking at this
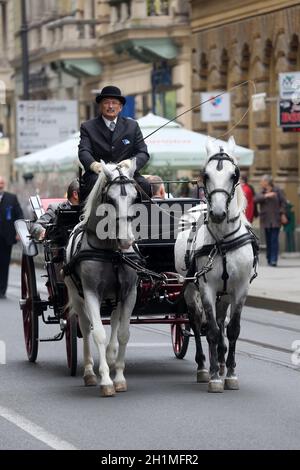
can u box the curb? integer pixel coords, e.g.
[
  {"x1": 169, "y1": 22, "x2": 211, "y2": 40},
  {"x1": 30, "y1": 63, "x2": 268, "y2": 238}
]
[
  {"x1": 246, "y1": 295, "x2": 300, "y2": 315},
  {"x1": 12, "y1": 246, "x2": 300, "y2": 316}
]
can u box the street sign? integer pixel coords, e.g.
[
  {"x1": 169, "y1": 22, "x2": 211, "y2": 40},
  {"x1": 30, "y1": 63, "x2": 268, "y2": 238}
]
[
  {"x1": 201, "y1": 92, "x2": 231, "y2": 122},
  {"x1": 16, "y1": 100, "x2": 78, "y2": 156},
  {"x1": 252, "y1": 93, "x2": 266, "y2": 111},
  {"x1": 279, "y1": 72, "x2": 300, "y2": 100},
  {"x1": 278, "y1": 99, "x2": 300, "y2": 127}
]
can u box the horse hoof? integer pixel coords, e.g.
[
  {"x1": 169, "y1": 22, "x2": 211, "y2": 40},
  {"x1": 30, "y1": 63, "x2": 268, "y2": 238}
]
[
  {"x1": 219, "y1": 363, "x2": 225, "y2": 376},
  {"x1": 197, "y1": 369, "x2": 210, "y2": 383},
  {"x1": 208, "y1": 379, "x2": 224, "y2": 393},
  {"x1": 224, "y1": 376, "x2": 239, "y2": 390},
  {"x1": 84, "y1": 374, "x2": 97, "y2": 387},
  {"x1": 114, "y1": 381, "x2": 127, "y2": 392},
  {"x1": 100, "y1": 385, "x2": 115, "y2": 397}
]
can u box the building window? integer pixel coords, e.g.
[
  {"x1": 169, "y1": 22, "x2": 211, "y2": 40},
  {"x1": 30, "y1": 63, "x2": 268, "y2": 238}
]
[
  {"x1": 147, "y1": 0, "x2": 169, "y2": 16},
  {"x1": 120, "y1": 95, "x2": 135, "y2": 118},
  {"x1": 151, "y1": 61, "x2": 175, "y2": 119},
  {"x1": 154, "y1": 89, "x2": 176, "y2": 120}
]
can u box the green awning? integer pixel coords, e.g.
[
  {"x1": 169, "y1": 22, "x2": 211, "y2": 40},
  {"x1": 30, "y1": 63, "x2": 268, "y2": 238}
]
[
  {"x1": 62, "y1": 59, "x2": 102, "y2": 77},
  {"x1": 115, "y1": 39, "x2": 178, "y2": 63}
]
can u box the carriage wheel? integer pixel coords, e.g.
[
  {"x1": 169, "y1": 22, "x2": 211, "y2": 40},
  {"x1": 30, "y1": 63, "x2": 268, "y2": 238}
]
[
  {"x1": 21, "y1": 255, "x2": 39, "y2": 362},
  {"x1": 171, "y1": 318, "x2": 190, "y2": 359},
  {"x1": 65, "y1": 314, "x2": 77, "y2": 376}
]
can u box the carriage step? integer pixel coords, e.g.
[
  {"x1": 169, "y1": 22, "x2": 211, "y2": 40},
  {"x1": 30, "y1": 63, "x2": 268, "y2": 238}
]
[{"x1": 39, "y1": 332, "x2": 64, "y2": 342}]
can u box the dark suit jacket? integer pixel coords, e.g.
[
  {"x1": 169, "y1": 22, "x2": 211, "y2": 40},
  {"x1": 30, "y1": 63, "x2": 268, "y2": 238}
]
[
  {"x1": 78, "y1": 115, "x2": 150, "y2": 173},
  {"x1": 254, "y1": 186, "x2": 287, "y2": 229},
  {"x1": 0, "y1": 192, "x2": 24, "y2": 245}
]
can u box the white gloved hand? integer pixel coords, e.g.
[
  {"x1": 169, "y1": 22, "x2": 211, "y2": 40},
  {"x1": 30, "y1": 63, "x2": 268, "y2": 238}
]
[
  {"x1": 90, "y1": 161, "x2": 102, "y2": 174},
  {"x1": 118, "y1": 159, "x2": 132, "y2": 170}
]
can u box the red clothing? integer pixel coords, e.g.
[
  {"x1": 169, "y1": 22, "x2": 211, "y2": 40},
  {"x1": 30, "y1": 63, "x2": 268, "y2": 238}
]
[{"x1": 242, "y1": 183, "x2": 254, "y2": 223}]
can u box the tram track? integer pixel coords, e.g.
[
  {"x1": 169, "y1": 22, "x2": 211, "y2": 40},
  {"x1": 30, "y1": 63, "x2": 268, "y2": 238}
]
[{"x1": 132, "y1": 322, "x2": 298, "y2": 370}]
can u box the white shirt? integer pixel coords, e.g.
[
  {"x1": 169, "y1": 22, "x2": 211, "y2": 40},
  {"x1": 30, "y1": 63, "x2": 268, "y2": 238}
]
[{"x1": 102, "y1": 116, "x2": 118, "y2": 129}]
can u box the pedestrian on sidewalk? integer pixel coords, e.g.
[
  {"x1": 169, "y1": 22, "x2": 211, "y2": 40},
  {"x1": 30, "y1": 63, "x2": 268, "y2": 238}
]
[
  {"x1": 254, "y1": 174, "x2": 287, "y2": 267},
  {"x1": 240, "y1": 173, "x2": 255, "y2": 223},
  {"x1": 0, "y1": 176, "x2": 24, "y2": 298}
]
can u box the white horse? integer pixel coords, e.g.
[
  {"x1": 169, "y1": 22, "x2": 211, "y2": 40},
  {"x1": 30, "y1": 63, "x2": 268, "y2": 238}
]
[
  {"x1": 175, "y1": 137, "x2": 258, "y2": 393},
  {"x1": 64, "y1": 161, "x2": 138, "y2": 396}
]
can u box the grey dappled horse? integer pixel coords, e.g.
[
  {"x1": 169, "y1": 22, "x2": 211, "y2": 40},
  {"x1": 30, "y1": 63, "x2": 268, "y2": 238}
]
[
  {"x1": 175, "y1": 137, "x2": 258, "y2": 393},
  {"x1": 64, "y1": 161, "x2": 138, "y2": 396}
]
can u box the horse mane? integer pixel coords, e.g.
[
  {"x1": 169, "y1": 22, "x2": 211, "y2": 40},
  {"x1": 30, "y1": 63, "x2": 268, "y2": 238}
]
[{"x1": 81, "y1": 172, "x2": 107, "y2": 225}]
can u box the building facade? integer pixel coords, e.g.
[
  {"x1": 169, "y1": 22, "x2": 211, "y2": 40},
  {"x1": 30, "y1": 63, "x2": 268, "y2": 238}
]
[
  {"x1": 191, "y1": 0, "x2": 300, "y2": 222},
  {"x1": 0, "y1": 0, "x2": 15, "y2": 178},
  {"x1": 1, "y1": 0, "x2": 191, "y2": 192}
]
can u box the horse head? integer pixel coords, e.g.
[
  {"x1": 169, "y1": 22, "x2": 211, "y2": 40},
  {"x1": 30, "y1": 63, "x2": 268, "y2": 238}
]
[
  {"x1": 101, "y1": 160, "x2": 137, "y2": 249},
  {"x1": 203, "y1": 137, "x2": 240, "y2": 224}
]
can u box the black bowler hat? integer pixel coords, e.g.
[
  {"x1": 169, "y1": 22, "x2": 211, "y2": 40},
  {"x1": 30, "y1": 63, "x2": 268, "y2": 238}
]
[{"x1": 95, "y1": 86, "x2": 126, "y2": 105}]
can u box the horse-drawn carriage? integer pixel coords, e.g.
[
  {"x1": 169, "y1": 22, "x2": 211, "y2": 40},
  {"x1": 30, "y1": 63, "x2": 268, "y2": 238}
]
[
  {"x1": 16, "y1": 138, "x2": 258, "y2": 395},
  {"x1": 16, "y1": 180, "x2": 206, "y2": 378}
]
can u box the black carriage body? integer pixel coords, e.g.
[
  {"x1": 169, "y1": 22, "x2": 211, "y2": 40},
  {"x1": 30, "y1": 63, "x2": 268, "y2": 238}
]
[{"x1": 18, "y1": 189, "x2": 204, "y2": 368}]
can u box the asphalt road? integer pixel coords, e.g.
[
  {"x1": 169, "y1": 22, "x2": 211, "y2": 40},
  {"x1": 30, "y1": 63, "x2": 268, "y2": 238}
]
[{"x1": 0, "y1": 264, "x2": 299, "y2": 450}]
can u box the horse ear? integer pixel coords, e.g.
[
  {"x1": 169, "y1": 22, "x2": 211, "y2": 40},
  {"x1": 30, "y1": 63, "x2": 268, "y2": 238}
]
[
  {"x1": 227, "y1": 136, "x2": 236, "y2": 156},
  {"x1": 206, "y1": 137, "x2": 218, "y2": 158},
  {"x1": 101, "y1": 160, "x2": 114, "y2": 180}
]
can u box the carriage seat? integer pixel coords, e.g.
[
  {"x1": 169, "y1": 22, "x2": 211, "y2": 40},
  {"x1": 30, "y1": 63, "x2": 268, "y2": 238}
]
[
  {"x1": 30, "y1": 195, "x2": 66, "y2": 220},
  {"x1": 137, "y1": 197, "x2": 204, "y2": 272}
]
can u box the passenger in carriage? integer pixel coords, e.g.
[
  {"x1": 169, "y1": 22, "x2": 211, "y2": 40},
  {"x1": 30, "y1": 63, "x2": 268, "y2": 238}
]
[
  {"x1": 146, "y1": 175, "x2": 166, "y2": 199},
  {"x1": 30, "y1": 179, "x2": 80, "y2": 241},
  {"x1": 78, "y1": 85, "x2": 152, "y2": 202}
]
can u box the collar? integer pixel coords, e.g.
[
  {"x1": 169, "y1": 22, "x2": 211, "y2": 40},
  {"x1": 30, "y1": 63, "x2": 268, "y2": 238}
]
[{"x1": 102, "y1": 116, "x2": 118, "y2": 129}]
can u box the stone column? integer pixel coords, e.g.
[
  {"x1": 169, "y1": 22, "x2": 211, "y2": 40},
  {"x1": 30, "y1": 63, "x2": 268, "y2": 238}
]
[
  {"x1": 206, "y1": 42, "x2": 228, "y2": 140},
  {"x1": 227, "y1": 38, "x2": 250, "y2": 152},
  {"x1": 191, "y1": 33, "x2": 208, "y2": 135},
  {"x1": 131, "y1": 0, "x2": 147, "y2": 19},
  {"x1": 249, "y1": 34, "x2": 272, "y2": 178}
]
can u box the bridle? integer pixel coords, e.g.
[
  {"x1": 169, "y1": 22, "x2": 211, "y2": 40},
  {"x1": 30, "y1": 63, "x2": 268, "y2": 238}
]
[
  {"x1": 202, "y1": 149, "x2": 240, "y2": 223},
  {"x1": 101, "y1": 167, "x2": 137, "y2": 223}
]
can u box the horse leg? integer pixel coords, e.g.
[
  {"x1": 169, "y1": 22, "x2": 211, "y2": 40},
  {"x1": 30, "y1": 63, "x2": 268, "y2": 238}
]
[
  {"x1": 184, "y1": 284, "x2": 209, "y2": 383},
  {"x1": 113, "y1": 288, "x2": 137, "y2": 392},
  {"x1": 225, "y1": 296, "x2": 246, "y2": 390},
  {"x1": 106, "y1": 307, "x2": 120, "y2": 370},
  {"x1": 202, "y1": 292, "x2": 224, "y2": 393},
  {"x1": 64, "y1": 278, "x2": 97, "y2": 387},
  {"x1": 78, "y1": 312, "x2": 97, "y2": 387},
  {"x1": 216, "y1": 299, "x2": 229, "y2": 376},
  {"x1": 84, "y1": 291, "x2": 115, "y2": 397}
]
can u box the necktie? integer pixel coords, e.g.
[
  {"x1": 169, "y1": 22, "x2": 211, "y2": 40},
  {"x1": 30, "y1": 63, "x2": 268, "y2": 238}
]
[{"x1": 109, "y1": 121, "x2": 116, "y2": 132}]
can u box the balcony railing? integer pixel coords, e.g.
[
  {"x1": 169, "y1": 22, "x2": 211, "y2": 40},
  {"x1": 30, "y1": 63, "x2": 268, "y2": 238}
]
[
  {"x1": 25, "y1": 17, "x2": 100, "y2": 55},
  {"x1": 109, "y1": 0, "x2": 189, "y2": 29}
]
